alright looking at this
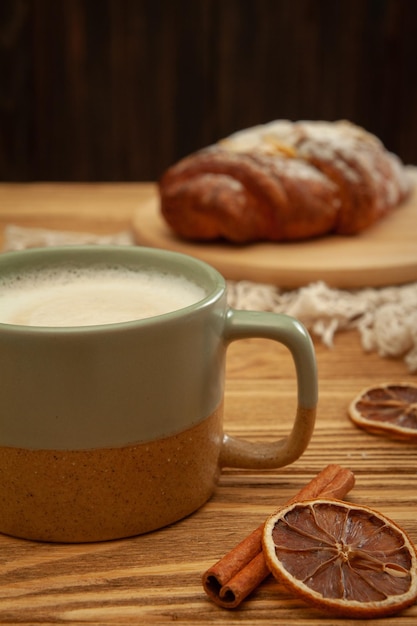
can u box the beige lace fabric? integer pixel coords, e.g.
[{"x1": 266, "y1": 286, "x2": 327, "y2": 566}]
[
  {"x1": 2, "y1": 224, "x2": 135, "y2": 250},
  {"x1": 227, "y1": 280, "x2": 417, "y2": 373},
  {"x1": 3, "y1": 224, "x2": 416, "y2": 372}
]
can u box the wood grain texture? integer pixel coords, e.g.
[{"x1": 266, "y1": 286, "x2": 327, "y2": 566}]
[
  {"x1": 0, "y1": 183, "x2": 416, "y2": 624},
  {"x1": 1, "y1": 0, "x2": 417, "y2": 181}
]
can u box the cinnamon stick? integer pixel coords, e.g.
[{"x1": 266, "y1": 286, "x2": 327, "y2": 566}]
[{"x1": 202, "y1": 464, "x2": 355, "y2": 608}]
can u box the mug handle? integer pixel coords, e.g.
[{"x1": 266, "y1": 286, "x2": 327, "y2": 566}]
[{"x1": 219, "y1": 309, "x2": 318, "y2": 469}]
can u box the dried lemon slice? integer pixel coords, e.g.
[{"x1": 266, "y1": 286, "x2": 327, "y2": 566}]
[
  {"x1": 348, "y1": 382, "x2": 417, "y2": 441},
  {"x1": 263, "y1": 499, "x2": 417, "y2": 618}
]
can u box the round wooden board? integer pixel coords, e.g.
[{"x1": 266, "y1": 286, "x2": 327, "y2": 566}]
[{"x1": 133, "y1": 169, "x2": 417, "y2": 288}]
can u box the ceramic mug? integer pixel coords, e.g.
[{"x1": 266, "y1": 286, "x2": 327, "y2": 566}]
[{"x1": 0, "y1": 245, "x2": 317, "y2": 542}]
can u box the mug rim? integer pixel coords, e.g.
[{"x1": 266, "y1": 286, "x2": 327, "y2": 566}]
[{"x1": 0, "y1": 244, "x2": 227, "y2": 334}]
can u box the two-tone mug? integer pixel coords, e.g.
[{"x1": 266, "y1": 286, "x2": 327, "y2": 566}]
[{"x1": 0, "y1": 245, "x2": 317, "y2": 542}]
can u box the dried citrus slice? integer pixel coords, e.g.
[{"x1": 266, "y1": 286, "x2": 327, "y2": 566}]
[
  {"x1": 348, "y1": 382, "x2": 417, "y2": 441},
  {"x1": 262, "y1": 498, "x2": 417, "y2": 618}
]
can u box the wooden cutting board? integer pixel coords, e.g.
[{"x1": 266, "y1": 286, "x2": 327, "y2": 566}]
[{"x1": 133, "y1": 168, "x2": 417, "y2": 288}]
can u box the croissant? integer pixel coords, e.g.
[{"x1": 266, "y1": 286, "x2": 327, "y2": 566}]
[{"x1": 158, "y1": 120, "x2": 411, "y2": 242}]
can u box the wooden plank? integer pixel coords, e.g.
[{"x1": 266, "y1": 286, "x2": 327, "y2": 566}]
[
  {"x1": 2, "y1": 1, "x2": 417, "y2": 181},
  {"x1": 0, "y1": 182, "x2": 156, "y2": 247}
]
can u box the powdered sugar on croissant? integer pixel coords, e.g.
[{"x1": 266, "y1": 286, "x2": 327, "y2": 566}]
[{"x1": 159, "y1": 120, "x2": 411, "y2": 242}]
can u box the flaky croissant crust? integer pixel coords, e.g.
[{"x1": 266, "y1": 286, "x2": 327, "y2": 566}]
[{"x1": 159, "y1": 120, "x2": 411, "y2": 243}]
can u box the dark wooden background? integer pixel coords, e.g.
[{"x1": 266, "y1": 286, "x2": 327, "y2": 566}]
[{"x1": 1, "y1": 0, "x2": 416, "y2": 182}]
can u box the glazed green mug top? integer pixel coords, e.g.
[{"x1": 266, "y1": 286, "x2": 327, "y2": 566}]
[{"x1": 0, "y1": 245, "x2": 317, "y2": 455}]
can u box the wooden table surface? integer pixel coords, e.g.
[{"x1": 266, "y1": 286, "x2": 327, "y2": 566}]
[{"x1": 0, "y1": 183, "x2": 416, "y2": 625}]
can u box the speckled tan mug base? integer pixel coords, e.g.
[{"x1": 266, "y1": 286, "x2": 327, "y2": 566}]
[{"x1": 0, "y1": 406, "x2": 223, "y2": 543}]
